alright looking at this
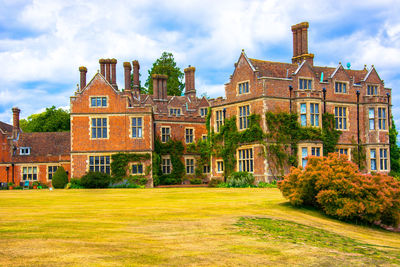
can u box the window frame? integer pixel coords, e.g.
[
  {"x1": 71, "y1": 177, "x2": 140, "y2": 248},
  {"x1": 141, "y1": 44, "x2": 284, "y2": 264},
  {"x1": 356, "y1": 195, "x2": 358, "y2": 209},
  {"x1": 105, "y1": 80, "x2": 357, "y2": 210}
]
[
  {"x1": 300, "y1": 103, "x2": 307, "y2": 126},
  {"x1": 22, "y1": 166, "x2": 38, "y2": 181},
  {"x1": 380, "y1": 148, "x2": 388, "y2": 171},
  {"x1": 161, "y1": 156, "x2": 172, "y2": 174},
  {"x1": 310, "y1": 103, "x2": 319, "y2": 127},
  {"x1": 185, "y1": 128, "x2": 194, "y2": 144},
  {"x1": 334, "y1": 106, "x2": 348, "y2": 130},
  {"x1": 131, "y1": 117, "x2": 143, "y2": 139},
  {"x1": 215, "y1": 110, "x2": 224, "y2": 132},
  {"x1": 367, "y1": 85, "x2": 378, "y2": 96},
  {"x1": 90, "y1": 117, "x2": 108, "y2": 139},
  {"x1": 238, "y1": 148, "x2": 254, "y2": 173},
  {"x1": 378, "y1": 107, "x2": 387, "y2": 130},
  {"x1": 88, "y1": 155, "x2": 111, "y2": 174},
  {"x1": 299, "y1": 78, "x2": 312, "y2": 90},
  {"x1": 334, "y1": 81, "x2": 347, "y2": 94},
  {"x1": 19, "y1": 147, "x2": 31, "y2": 155},
  {"x1": 90, "y1": 96, "x2": 108, "y2": 108},
  {"x1": 185, "y1": 158, "x2": 195, "y2": 174},
  {"x1": 161, "y1": 126, "x2": 171, "y2": 143},
  {"x1": 47, "y1": 165, "x2": 58, "y2": 181},
  {"x1": 169, "y1": 108, "x2": 182, "y2": 116},
  {"x1": 216, "y1": 160, "x2": 224, "y2": 173},
  {"x1": 238, "y1": 105, "x2": 250, "y2": 130},
  {"x1": 131, "y1": 163, "x2": 144, "y2": 175},
  {"x1": 200, "y1": 108, "x2": 208, "y2": 117},
  {"x1": 369, "y1": 108, "x2": 375, "y2": 130},
  {"x1": 370, "y1": 149, "x2": 377, "y2": 171},
  {"x1": 237, "y1": 81, "x2": 250, "y2": 95}
]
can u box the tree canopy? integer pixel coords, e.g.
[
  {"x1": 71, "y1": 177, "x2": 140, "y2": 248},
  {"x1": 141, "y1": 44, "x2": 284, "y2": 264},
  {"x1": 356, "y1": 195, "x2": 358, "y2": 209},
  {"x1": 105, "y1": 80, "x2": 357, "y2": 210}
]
[
  {"x1": 389, "y1": 116, "x2": 400, "y2": 177},
  {"x1": 144, "y1": 52, "x2": 184, "y2": 96},
  {"x1": 20, "y1": 106, "x2": 70, "y2": 132}
]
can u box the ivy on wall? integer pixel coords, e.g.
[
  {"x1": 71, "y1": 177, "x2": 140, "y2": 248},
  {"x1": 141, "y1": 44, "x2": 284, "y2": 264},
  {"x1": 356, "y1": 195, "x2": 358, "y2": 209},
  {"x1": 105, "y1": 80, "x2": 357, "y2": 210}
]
[
  {"x1": 153, "y1": 138, "x2": 185, "y2": 185},
  {"x1": 111, "y1": 153, "x2": 151, "y2": 182}
]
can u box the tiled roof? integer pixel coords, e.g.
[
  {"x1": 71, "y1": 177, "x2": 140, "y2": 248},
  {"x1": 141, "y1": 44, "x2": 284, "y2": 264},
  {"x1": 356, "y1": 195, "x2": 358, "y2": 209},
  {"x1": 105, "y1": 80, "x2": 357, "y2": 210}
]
[
  {"x1": 0, "y1": 121, "x2": 13, "y2": 134},
  {"x1": 14, "y1": 132, "x2": 70, "y2": 158}
]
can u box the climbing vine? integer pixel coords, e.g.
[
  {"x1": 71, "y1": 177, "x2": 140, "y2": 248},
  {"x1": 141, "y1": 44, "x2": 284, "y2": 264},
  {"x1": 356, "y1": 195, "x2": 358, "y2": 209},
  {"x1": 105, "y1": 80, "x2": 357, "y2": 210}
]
[
  {"x1": 153, "y1": 138, "x2": 185, "y2": 185},
  {"x1": 111, "y1": 153, "x2": 151, "y2": 181},
  {"x1": 350, "y1": 138, "x2": 367, "y2": 171}
]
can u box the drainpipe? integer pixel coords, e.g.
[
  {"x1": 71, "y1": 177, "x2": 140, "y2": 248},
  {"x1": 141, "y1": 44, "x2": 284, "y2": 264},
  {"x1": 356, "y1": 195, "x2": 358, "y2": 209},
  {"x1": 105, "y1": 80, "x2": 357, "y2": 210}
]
[
  {"x1": 11, "y1": 163, "x2": 15, "y2": 184},
  {"x1": 6, "y1": 166, "x2": 9, "y2": 184},
  {"x1": 356, "y1": 90, "x2": 360, "y2": 168},
  {"x1": 289, "y1": 86, "x2": 293, "y2": 113},
  {"x1": 222, "y1": 108, "x2": 226, "y2": 182},
  {"x1": 322, "y1": 87, "x2": 326, "y2": 114},
  {"x1": 387, "y1": 93, "x2": 391, "y2": 128}
]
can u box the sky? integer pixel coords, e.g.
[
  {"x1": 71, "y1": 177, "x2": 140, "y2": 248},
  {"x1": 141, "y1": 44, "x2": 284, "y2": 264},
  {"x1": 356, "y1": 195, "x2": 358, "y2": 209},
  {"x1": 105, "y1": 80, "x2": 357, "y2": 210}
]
[{"x1": 0, "y1": 0, "x2": 400, "y2": 126}]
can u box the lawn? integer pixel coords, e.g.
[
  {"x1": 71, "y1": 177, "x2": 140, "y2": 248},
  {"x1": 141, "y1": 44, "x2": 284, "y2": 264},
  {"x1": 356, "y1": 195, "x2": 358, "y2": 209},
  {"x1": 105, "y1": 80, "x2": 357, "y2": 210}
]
[{"x1": 0, "y1": 188, "x2": 399, "y2": 266}]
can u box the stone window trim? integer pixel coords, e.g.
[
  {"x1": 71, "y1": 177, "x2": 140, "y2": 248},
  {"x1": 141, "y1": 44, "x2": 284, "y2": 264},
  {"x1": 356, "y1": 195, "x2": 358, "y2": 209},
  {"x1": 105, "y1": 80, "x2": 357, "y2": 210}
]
[
  {"x1": 87, "y1": 154, "x2": 111, "y2": 174},
  {"x1": 202, "y1": 134, "x2": 208, "y2": 141},
  {"x1": 185, "y1": 157, "x2": 195, "y2": 175},
  {"x1": 19, "y1": 147, "x2": 31, "y2": 155},
  {"x1": 215, "y1": 109, "x2": 225, "y2": 133},
  {"x1": 335, "y1": 146, "x2": 352, "y2": 161},
  {"x1": 237, "y1": 80, "x2": 250, "y2": 95},
  {"x1": 90, "y1": 96, "x2": 109, "y2": 108},
  {"x1": 366, "y1": 84, "x2": 379, "y2": 96},
  {"x1": 334, "y1": 81, "x2": 349, "y2": 94},
  {"x1": 199, "y1": 107, "x2": 208, "y2": 117},
  {"x1": 161, "y1": 155, "x2": 172, "y2": 174},
  {"x1": 368, "y1": 106, "x2": 388, "y2": 132},
  {"x1": 237, "y1": 146, "x2": 254, "y2": 173},
  {"x1": 379, "y1": 148, "x2": 388, "y2": 171},
  {"x1": 298, "y1": 143, "x2": 323, "y2": 168},
  {"x1": 203, "y1": 164, "x2": 210, "y2": 174},
  {"x1": 298, "y1": 102, "x2": 321, "y2": 128},
  {"x1": 216, "y1": 160, "x2": 224, "y2": 173},
  {"x1": 21, "y1": 165, "x2": 39, "y2": 181},
  {"x1": 130, "y1": 162, "x2": 144, "y2": 175},
  {"x1": 185, "y1": 127, "x2": 195, "y2": 144},
  {"x1": 130, "y1": 116, "x2": 144, "y2": 139},
  {"x1": 334, "y1": 106, "x2": 349, "y2": 131},
  {"x1": 89, "y1": 116, "x2": 110, "y2": 140},
  {"x1": 367, "y1": 146, "x2": 390, "y2": 173},
  {"x1": 298, "y1": 77, "x2": 313, "y2": 90},
  {"x1": 238, "y1": 104, "x2": 251, "y2": 131},
  {"x1": 169, "y1": 108, "x2": 182, "y2": 116},
  {"x1": 161, "y1": 126, "x2": 171, "y2": 143},
  {"x1": 47, "y1": 165, "x2": 59, "y2": 181}
]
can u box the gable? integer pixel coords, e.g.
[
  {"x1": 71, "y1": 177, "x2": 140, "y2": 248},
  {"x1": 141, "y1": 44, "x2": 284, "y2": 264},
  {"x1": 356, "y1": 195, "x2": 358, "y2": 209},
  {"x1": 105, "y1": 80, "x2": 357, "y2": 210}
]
[{"x1": 363, "y1": 67, "x2": 383, "y2": 85}]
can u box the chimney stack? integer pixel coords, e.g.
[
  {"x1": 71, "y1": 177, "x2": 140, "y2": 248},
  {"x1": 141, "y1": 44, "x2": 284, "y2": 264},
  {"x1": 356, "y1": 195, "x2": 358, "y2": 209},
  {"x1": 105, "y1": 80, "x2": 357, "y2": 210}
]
[
  {"x1": 291, "y1": 22, "x2": 314, "y2": 65},
  {"x1": 184, "y1": 66, "x2": 196, "y2": 98},
  {"x1": 79, "y1": 66, "x2": 87, "y2": 90},
  {"x1": 152, "y1": 74, "x2": 168, "y2": 101},
  {"x1": 123, "y1": 62, "x2": 132, "y2": 91},
  {"x1": 110, "y1": 58, "x2": 117, "y2": 87},
  {"x1": 105, "y1": 59, "x2": 111, "y2": 83},
  {"x1": 132, "y1": 60, "x2": 140, "y2": 95},
  {"x1": 99, "y1": 59, "x2": 106, "y2": 77},
  {"x1": 12, "y1": 107, "x2": 20, "y2": 138}
]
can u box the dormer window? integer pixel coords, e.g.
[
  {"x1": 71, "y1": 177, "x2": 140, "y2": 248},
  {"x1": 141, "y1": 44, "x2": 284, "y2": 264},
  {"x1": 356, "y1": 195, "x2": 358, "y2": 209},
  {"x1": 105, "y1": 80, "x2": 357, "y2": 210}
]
[
  {"x1": 170, "y1": 108, "x2": 181, "y2": 116},
  {"x1": 200, "y1": 108, "x2": 208, "y2": 117},
  {"x1": 335, "y1": 82, "x2": 347, "y2": 93},
  {"x1": 238, "y1": 81, "x2": 249, "y2": 94},
  {"x1": 91, "y1": 97, "x2": 107, "y2": 107},
  {"x1": 367, "y1": 85, "x2": 378, "y2": 96},
  {"x1": 299, "y1": 79, "x2": 312, "y2": 90},
  {"x1": 20, "y1": 147, "x2": 30, "y2": 155}
]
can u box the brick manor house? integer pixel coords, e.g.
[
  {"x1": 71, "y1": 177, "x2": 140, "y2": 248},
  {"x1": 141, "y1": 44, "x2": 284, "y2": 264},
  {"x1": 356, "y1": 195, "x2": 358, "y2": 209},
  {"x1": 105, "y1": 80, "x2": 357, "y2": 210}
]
[{"x1": 0, "y1": 22, "x2": 392, "y2": 186}]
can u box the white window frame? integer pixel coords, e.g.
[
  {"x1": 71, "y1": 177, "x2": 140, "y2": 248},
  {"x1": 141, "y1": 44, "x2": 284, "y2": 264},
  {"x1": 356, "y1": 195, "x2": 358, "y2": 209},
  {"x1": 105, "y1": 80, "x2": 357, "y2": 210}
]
[
  {"x1": 238, "y1": 105, "x2": 250, "y2": 130},
  {"x1": 22, "y1": 166, "x2": 38, "y2": 181},
  {"x1": 19, "y1": 147, "x2": 31, "y2": 155},
  {"x1": 380, "y1": 148, "x2": 388, "y2": 171},
  {"x1": 310, "y1": 103, "x2": 319, "y2": 127},
  {"x1": 162, "y1": 156, "x2": 171, "y2": 174},
  {"x1": 90, "y1": 96, "x2": 108, "y2": 107},
  {"x1": 131, "y1": 163, "x2": 143, "y2": 175},
  {"x1": 91, "y1": 117, "x2": 108, "y2": 139},
  {"x1": 369, "y1": 108, "x2": 375, "y2": 130},
  {"x1": 185, "y1": 158, "x2": 195, "y2": 174},
  {"x1": 185, "y1": 128, "x2": 194, "y2": 144},
  {"x1": 216, "y1": 160, "x2": 224, "y2": 173},
  {"x1": 89, "y1": 155, "x2": 111, "y2": 174},
  {"x1": 370, "y1": 149, "x2": 377, "y2": 171},
  {"x1": 131, "y1": 117, "x2": 143, "y2": 138},
  {"x1": 238, "y1": 148, "x2": 254, "y2": 173}
]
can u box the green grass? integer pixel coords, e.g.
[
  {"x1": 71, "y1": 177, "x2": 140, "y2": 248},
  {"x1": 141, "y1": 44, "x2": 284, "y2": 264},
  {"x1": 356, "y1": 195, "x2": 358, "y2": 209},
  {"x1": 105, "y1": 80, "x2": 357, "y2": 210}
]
[{"x1": 0, "y1": 188, "x2": 399, "y2": 266}]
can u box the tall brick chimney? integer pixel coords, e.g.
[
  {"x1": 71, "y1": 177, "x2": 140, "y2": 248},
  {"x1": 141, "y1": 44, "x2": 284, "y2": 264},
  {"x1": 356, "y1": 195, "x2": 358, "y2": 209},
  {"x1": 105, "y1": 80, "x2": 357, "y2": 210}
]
[
  {"x1": 291, "y1": 22, "x2": 314, "y2": 65},
  {"x1": 184, "y1": 66, "x2": 196, "y2": 98},
  {"x1": 110, "y1": 58, "x2": 117, "y2": 87},
  {"x1": 99, "y1": 59, "x2": 106, "y2": 77},
  {"x1": 153, "y1": 74, "x2": 168, "y2": 101},
  {"x1": 123, "y1": 62, "x2": 132, "y2": 91},
  {"x1": 12, "y1": 107, "x2": 20, "y2": 138},
  {"x1": 79, "y1": 66, "x2": 87, "y2": 90},
  {"x1": 132, "y1": 60, "x2": 140, "y2": 96},
  {"x1": 105, "y1": 59, "x2": 111, "y2": 83}
]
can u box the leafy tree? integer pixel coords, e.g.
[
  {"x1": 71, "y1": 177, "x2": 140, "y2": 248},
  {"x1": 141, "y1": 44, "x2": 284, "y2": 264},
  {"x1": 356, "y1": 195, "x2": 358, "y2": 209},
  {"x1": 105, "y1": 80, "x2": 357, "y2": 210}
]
[
  {"x1": 389, "y1": 116, "x2": 400, "y2": 176},
  {"x1": 52, "y1": 166, "x2": 69, "y2": 189},
  {"x1": 144, "y1": 52, "x2": 184, "y2": 96},
  {"x1": 20, "y1": 106, "x2": 70, "y2": 132}
]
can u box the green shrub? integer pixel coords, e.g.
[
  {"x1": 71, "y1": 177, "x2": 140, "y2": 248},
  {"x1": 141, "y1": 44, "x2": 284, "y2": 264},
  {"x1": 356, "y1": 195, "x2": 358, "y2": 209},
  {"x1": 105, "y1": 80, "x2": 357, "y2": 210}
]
[
  {"x1": 190, "y1": 178, "x2": 202, "y2": 185},
  {"x1": 52, "y1": 166, "x2": 69, "y2": 189},
  {"x1": 208, "y1": 178, "x2": 223, "y2": 187},
  {"x1": 227, "y1": 172, "x2": 255, "y2": 188},
  {"x1": 257, "y1": 181, "x2": 277, "y2": 188},
  {"x1": 80, "y1": 172, "x2": 111, "y2": 188},
  {"x1": 216, "y1": 182, "x2": 229, "y2": 188},
  {"x1": 127, "y1": 175, "x2": 147, "y2": 186},
  {"x1": 69, "y1": 178, "x2": 84, "y2": 189},
  {"x1": 279, "y1": 153, "x2": 400, "y2": 227}
]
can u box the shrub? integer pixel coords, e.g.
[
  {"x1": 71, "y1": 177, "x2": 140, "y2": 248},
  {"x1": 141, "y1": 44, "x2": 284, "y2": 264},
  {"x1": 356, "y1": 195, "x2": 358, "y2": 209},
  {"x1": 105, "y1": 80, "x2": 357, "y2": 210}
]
[
  {"x1": 190, "y1": 178, "x2": 202, "y2": 185},
  {"x1": 80, "y1": 172, "x2": 111, "y2": 188},
  {"x1": 52, "y1": 166, "x2": 69, "y2": 189},
  {"x1": 216, "y1": 182, "x2": 229, "y2": 188},
  {"x1": 208, "y1": 178, "x2": 223, "y2": 187},
  {"x1": 278, "y1": 153, "x2": 400, "y2": 227},
  {"x1": 257, "y1": 181, "x2": 277, "y2": 188},
  {"x1": 227, "y1": 172, "x2": 255, "y2": 188}
]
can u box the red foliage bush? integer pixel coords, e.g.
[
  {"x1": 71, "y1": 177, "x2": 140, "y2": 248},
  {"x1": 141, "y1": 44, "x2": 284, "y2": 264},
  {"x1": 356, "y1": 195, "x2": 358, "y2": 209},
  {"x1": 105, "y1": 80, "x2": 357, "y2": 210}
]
[{"x1": 278, "y1": 153, "x2": 400, "y2": 227}]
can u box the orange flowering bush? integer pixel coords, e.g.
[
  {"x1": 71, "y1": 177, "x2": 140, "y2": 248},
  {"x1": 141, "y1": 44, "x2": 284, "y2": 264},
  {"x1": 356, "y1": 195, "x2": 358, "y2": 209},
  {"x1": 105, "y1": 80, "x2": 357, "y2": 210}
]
[{"x1": 278, "y1": 153, "x2": 400, "y2": 227}]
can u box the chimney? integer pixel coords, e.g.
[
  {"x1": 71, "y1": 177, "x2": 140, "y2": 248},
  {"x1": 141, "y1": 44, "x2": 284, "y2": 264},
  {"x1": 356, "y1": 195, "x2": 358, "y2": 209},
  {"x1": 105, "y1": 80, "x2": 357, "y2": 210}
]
[
  {"x1": 184, "y1": 66, "x2": 196, "y2": 98},
  {"x1": 79, "y1": 66, "x2": 87, "y2": 90},
  {"x1": 291, "y1": 22, "x2": 314, "y2": 65},
  {"x1": 152, "y1": 74, "x2": 168, "y2": 101},
  {"x1": 132, "y1": 60, "x2": 140, "y2": 95},
  {"x1": 105, "y1": 59, "x2": 111, "y2": 82},
  {"x1": 12, "y1": 107, "x2": 20, "y2": 138},
  {"x1": 123, "y1": 62, "x2": 132, "y2": 91},
  {"x1": 99, "y1": 59, "x2": 106, "y2": 76},
  {"x1": 110, "y1": 58, "x2": 117, "y2": 87}
]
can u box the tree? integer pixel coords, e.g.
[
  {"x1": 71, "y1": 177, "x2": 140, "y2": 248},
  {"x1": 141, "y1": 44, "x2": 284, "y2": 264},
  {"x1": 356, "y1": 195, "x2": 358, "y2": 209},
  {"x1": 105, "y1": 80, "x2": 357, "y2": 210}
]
[
  {"x1": 52, "y1": 166, "x2": 69, "y2": 189},
  {"x1": 144, "y1": 52, "x2": 184, "y2": 96},
  {"x1": 389, "y1": 116, "x2": 400, "y2": 177},
  {"x1": 20, "y1": 106, "x2": 70, "y2": 132}
]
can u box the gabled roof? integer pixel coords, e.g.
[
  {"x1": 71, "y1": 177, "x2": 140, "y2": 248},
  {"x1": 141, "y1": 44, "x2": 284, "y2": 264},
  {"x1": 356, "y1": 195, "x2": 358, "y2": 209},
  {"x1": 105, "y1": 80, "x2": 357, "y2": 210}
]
[
  {"x1": 0, "y1": 121, "x2": 13, "y2": 134},
  {"x1": 79, "y1": 72, "x2": 119, "y2": 95},
  {"x1": 248, "y1": 58, "x2": 298, "y2": 78},
  {"x1": 14, "y1": 132, "x2": 70, "y2": 158}
]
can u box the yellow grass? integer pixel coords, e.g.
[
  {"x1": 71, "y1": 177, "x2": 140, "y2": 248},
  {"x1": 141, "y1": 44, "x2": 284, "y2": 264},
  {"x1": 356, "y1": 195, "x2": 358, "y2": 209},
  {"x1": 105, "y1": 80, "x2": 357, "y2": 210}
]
[{"x1": 0, "y1": 188, "x2": 399, "y2": 266}]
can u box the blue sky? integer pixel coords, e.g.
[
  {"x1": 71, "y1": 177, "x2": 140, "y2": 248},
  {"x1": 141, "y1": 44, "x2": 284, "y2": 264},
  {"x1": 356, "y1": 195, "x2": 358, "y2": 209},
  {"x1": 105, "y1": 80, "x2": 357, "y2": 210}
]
[{"x1": 1, "y1": 0, "x2": 400, "y2": 126}]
